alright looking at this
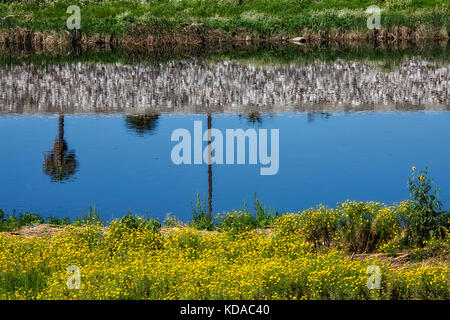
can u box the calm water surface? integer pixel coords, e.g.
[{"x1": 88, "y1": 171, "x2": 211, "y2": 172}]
[
  {"x1": 1, "y1": 112, "x2": 450, "y2": 221},
  {"x1": 1, "y1": 44, "x2": 449, "y2": 221}
]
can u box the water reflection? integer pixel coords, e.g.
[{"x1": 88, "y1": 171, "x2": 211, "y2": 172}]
[
  {"x1": 0, "y1": 112, "x2": 449, "y2": 220},
  {"x1": 43, "y1": 115, "x2": 78, "y2": 182},
  {"x1": 307, "y1": 112, "x2": 332, "y2": 123},
  {"x1": 1, "y1": 59, "x2": 448, "y2": 115},
  {"x1": 125, "y1": 113, "x2": 160, "y2": 136},
  {"x1": 246, "y1": 112, "x2": 263, "y2": 125},
  {"x1": 207, "y1": 113, "x2": 213, "y2": 215}
]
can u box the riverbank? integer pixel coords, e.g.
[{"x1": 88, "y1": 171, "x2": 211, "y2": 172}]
[
  {"x1": 0, "y1": 209, "x2": 448, "y2": 300},
  {"x1": 0, "y1": 0, "x2": 448, "y2": 49},
  {"x1": 1, "y1": 172, "x2": 449, "y2": 299}
]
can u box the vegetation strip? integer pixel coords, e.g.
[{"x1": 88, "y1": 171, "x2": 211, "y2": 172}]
[{"x1": 0, "y1": 0, "x2": 449, "y2": 47}]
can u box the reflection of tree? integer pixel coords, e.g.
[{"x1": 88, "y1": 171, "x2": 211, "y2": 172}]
[
  {"x1": 307, "y1": 112, "x2": 331, "y2": 123},
  {"x1": 247, "y1": 111, "x2": 262, "y2": 124},
  {"x1": 43, "y1": 114, "x2": 78, "y2": 182},
  {"x1": 125, "y1": 113, "x2": 160, "y2": 136},
  {"x1": 238, "y1": 111, "x2": 263, "y2": 125}
]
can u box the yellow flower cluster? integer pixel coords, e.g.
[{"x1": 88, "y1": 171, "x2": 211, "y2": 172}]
[{"x1": 0, "y1": 218, "x2": 448, "y2": 300}]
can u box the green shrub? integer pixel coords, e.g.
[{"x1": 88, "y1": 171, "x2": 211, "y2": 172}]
[
  {"x1": 190, "y1": 193, "x2": 215, "y2": 231},
  {"x1": 18, "y1": 213, "x2": 44, "y2": 226},
  {"x1": 254, "y1": 194, "x2": 279, "y2": 228},
  {"x1": 164, "y1": 228, "x2": 205, "y2": 257},
  {"x1": 216, "y1": 196, "x2": 279, "y2": 234},
  {"x1": 0, "y1": 211, "x2": 45, "y2": 232},
  {"x1": 338, "y1": 201, "x2": 391, "y2": 253},
  {"x1": 273, "y1": 213, "x2": 301, "y2": 237},
  {"x1": 0, "y1": 270, "x2": 46, "y2": 299},
  {"x1": 404, "y1": 167, "x2": 449, "y2": 246},
  {"x1": 298, "y1": 205, "x2": 340, "y2": 248},
  {"x1": 105, "y1": 218, "x2": 162, "y2": 256},
  {"x1": 0, "y1": 215, "x2": 20, "y2": 232},
  {"x1": 73, "y1": 206, "x2": 103, "y2": 226},
  {"x1": 217, "y1": 210, "x2": 255, "y2": 234},
  {"x1": 120, "y1": 212, "x2": 161, "y2": 233},
  {"x1": 45, "y1": 216, "x2": 71, "y2": 225}
]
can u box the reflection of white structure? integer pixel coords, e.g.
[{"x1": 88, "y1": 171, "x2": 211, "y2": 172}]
[{"x1": 0, "y1": 59, "x2": 448, "y2": 114}]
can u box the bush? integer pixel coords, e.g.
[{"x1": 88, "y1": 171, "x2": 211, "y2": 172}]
[
  {"x1": 45, "y1": 216, "x2": 71, "y2": 225},
  {"x1": 254, "y1": 194, "x2": 279, "y2": 228},
  {"x1": 216, "y1": 196, "x2": 279, "y2": 234},
  {"x1": 217, "y1": 210, "x2": 255, "y2": 234},
  {"x1": 0, "y1": 211, "x2": 44, "y2": 232},
  {"x1": 404, "y1": 167, "x2": 449, "y2": 246},
  {"x1": 190, "y1": 193, "x2": 214, "y2": 231},
  {"x1": 339, "y1": 201, "x2": 390, "y2": 253},
  {"x1": 73, "y1": 206, "x2": 103, "y2": 226},
  {"x1": 120, "y1": 212, "x2": 161, "y2": 233},
  {"x1": 273, "y1": 213, "x2": 301, "y2": 237},
  {"x1": 18, "y1": 213, "x2": 44, "y2": 226},
  {"x1": 105, "y1": 217, "x2": 162, "y2": 256},
  {"x1": 164, "y1": 227, "x2": 205, "y2": 256},
  {"x1": 297, "y1": 205, "x2": 340, "y2": 248}
]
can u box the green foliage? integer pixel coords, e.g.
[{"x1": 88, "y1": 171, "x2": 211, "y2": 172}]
[
  {"x1": 1, "y1": 42, "x2": 449, "y2": 69},
  {"x1": 164, "y1": 227, "x2": 205, "y2": 256},
  {"x1": 73, "y1": 205, "x2": 103, "y2": 226},
  {"x1": 404, "y1": 167, "x2": 449, "y2": 246},
  {"x1": 216, "y1": 195, "x2": 278, "y2": 233},
  {"x1": 18, "y1": 213, "x2": 44, "y2": 226},
  {"x1": 298, "y1": 205, "x2": 340, "y2": 248},
  {"x1": 45, "y1": 216, "x2": 71, "y2": 225},
  {"x1": 254, "y1": 194, "x2": 279, "y2": 228},
  {"x1": 190, "y1": 193, "x2": 214, "y2": 231},
  {"x1": 0, "y1": 211, "x2": 44, "y2": 232},
  {"x1": 217, "y1": 210, "x2": 255, "y2": 234},
  {"x1": 0, "y1": 270, "x2": 46, "y2": 299},
  {"x1": 0, "y1": 0, "x2": 447, "y2": 36},
  {"x1": 274, "y1": 201, "x2": 403, "y2": 253},
  {"x1": 119, "y1": 212, "x2": 161, "y2": 233},
  {"x1": 338, "y1": 201, "x2": 391, "y2": 253}
]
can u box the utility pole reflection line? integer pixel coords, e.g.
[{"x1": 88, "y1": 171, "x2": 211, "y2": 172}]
[{"x1": 207, "y1": 113, "x2": 212, "y2": 215}]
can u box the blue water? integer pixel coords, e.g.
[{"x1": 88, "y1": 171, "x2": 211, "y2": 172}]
[{"x1": 1, "y1": 111, "x2": 450, "y2": 221}]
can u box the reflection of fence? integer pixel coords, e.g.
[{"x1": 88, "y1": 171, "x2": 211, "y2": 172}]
[{"x1": 0, "y1": 59, "x2": 448, "y2": 114}]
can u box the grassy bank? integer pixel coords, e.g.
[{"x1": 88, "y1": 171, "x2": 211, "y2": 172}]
[
  {"x1": 0, "y1": 0, "x2": 449, "y2": 47},
  {"x1": 0, "y1": 168, "x2": 449, "y2": 300}
]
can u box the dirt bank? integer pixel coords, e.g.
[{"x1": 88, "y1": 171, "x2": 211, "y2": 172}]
[{"x1": 0, "y1": 24, "x2": 448, "y2": 51}]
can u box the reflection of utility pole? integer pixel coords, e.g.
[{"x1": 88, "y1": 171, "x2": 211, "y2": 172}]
[
  {"x1": 207, "y1": 113, "x2": 212, "y2": 215},
  {"x1": 56, "y1": 114, "x2": 65, "y2": 167}
]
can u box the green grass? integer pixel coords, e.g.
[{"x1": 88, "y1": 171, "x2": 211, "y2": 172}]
[
  {"x1": 0, "y1": 209, "x2": 45, "y2": 232},
  {"x1": 0, "y1": 207, "x2": 161, "y2": 232},
  {"x1": 0, "y1": 41, "x2": 448, "y2": 68},
  {"x1": 0, "y1": 0, "x2": 448, "y2": 36}
]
